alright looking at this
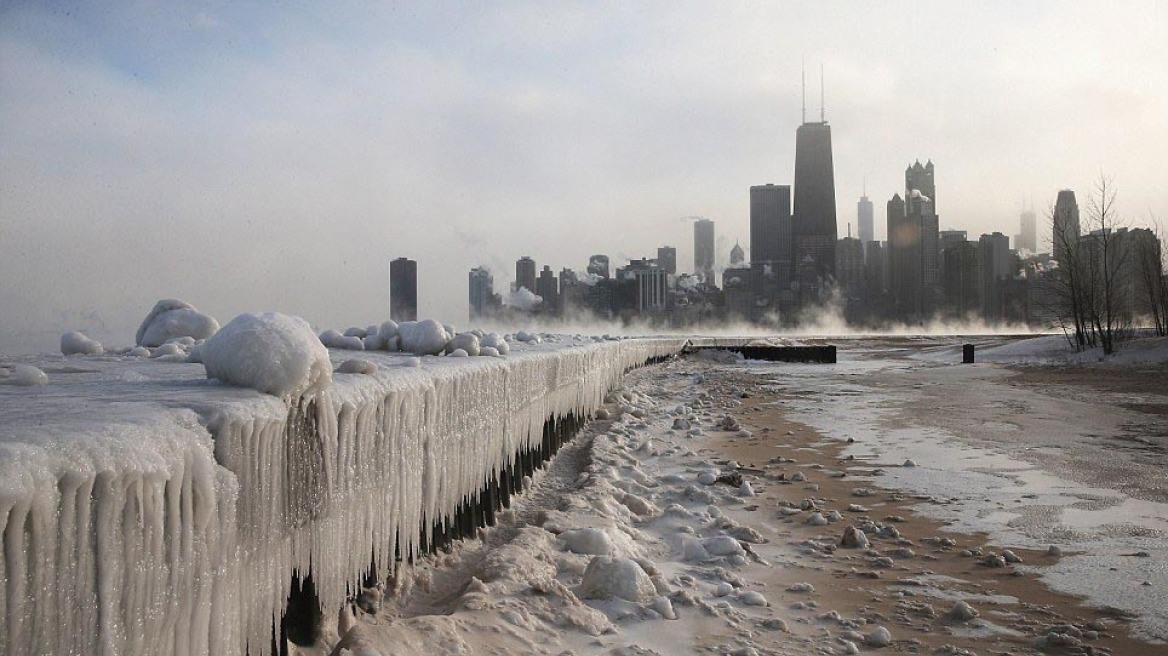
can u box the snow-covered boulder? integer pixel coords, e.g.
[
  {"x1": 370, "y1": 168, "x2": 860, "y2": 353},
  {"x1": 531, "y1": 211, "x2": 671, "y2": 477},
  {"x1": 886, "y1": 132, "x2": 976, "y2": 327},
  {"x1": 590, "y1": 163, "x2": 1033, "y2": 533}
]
[
  {"x1": 577, "y1": 557, "x2": 656, "y2": 602},
  {"x1": 2, "y1": 364, "x2": 48, "y2": 387},
  {"x1": 398, "y1": 319, "x2": 449, "y2": 356},
  {"x1": 337, "y1": 358, "x2": 377, "y2": 375},
  {"x1": 560, "y1": 528, "x2": 612, "y2": 555},
  {"x1": 60, "y1": 331, "x2": 104, "y2": 356},
  {"x1": 319, "y1": 329, "x2": 364, "y2": 350},
  {"x1": 202, "y1": 312, "x2": 331, "y2": 399},
  {"x1": 136, "y1": 299, "x2": 219, "y2": 347},
  {"x1": 480, "y1": 333, "x2": 509, "y2": 354},
  {"x1": 446, "y1": 333, "x2": 481, "y2": 357}
]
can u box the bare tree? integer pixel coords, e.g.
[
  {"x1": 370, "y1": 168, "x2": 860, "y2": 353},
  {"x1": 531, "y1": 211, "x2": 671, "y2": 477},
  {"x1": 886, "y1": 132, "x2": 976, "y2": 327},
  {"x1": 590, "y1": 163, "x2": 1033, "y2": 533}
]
[
  {"x1": 1048, "y1": 196, "x2": 1090, "y2": 349},
  {"x1": 1081, "y1": 175, "x2": 1131, "y2": 355}
]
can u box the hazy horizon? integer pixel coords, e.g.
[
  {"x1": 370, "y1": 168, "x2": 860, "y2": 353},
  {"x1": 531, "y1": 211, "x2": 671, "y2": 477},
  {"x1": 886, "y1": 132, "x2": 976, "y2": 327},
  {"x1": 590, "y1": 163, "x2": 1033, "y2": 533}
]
[{"x1": 3, "y1": 2, "x2": 1167, "y2": 354}]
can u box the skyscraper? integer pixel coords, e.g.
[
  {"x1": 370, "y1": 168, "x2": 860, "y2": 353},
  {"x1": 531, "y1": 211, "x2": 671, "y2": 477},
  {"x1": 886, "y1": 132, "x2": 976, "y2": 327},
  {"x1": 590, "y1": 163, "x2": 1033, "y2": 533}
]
[
  {"x1": 468, "y1": 266, "x2": 494, "y2": 318},
  {"x1": 1017, "y1": 209, "x2": 1037, "y2": 253},
  {"x1": 656, "y1": 246, "x2": 677, "y2": 275},
  {"x1": 536, "y1": 265, "x2": 559, "y2": 314},
  {"x1": 515, "y1": 256, "x2": 537, "y2": 293},
  {"x1": 905, "y1": 160, "x2": 936, "y2": 212},
  {"x1": 389, "y1": 257, "x2": 417, "y2": 322},
  {"x1": 1053, "y1": 190, "x2": 1080, "y2": 263},
  {"x1": 729, "y1": 242, "x2": 745, "y2": 266},
  {"x1": 792, "y1": 120, "x2": 838, "y2": 294},
  {"x1": 857, "y1": 193, "x2": 874, "y2": 245},
  {"x1": 979, "y1": 232, "x2": 1011, "y2": 320},
  {"x1": 693, "y1": 219, "x2": 715, "y2": 285},
  {"x1": 750, "y1": 184, "x2": 792, "y2": 267}
]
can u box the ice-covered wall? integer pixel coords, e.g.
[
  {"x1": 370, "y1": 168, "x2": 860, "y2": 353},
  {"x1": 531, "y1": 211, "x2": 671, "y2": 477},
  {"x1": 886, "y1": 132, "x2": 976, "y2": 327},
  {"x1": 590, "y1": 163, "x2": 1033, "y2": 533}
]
[{"x1": 0, "y1": 337, "x2": 685, "y2": 656}]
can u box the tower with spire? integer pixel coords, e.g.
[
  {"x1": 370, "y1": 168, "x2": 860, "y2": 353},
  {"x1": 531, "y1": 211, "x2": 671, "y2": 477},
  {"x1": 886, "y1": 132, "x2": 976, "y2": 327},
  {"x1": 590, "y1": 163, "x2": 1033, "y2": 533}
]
[{"x1": 792, "y1": 63, "x2": 838, "y2": 303}]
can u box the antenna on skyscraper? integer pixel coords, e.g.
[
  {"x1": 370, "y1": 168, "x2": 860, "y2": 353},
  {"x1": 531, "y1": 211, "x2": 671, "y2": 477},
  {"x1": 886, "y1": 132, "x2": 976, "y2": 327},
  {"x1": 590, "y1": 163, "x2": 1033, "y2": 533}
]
[
  {"x1": 801, "y1": 58, "x2": 806, "y2": 124},
  {"x1": 820, "y1": 62, "x2": 825, "y2": 123}
]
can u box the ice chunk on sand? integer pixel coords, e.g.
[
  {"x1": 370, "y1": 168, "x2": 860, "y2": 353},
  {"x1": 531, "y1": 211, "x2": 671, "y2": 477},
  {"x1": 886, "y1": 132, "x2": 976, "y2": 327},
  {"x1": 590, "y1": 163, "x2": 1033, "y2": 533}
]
[
  {"x1": 578, "y1": 557, "x2": 656, "y2": 602},
  {"x1": 60, "y1": 330, "x2": 104, "y2": 356},
  {"x1": 398, "y1": 319, "x2": 449, "y2": 356},
  {"x1": 202, "y1": 312, "x2": 331, "y2": 398},
  {"x1": 2, "y1": 364, "x2": 48, "y2": 386},
  {"x1": 337, "y1": 359, "x2": 377, "y2": 375},
  {"x1": 560, "y1": 528, "x2": 612, "y2": 555},
  {"x1": 136, "y1": 299, "x2": 219, "y2": 347}
]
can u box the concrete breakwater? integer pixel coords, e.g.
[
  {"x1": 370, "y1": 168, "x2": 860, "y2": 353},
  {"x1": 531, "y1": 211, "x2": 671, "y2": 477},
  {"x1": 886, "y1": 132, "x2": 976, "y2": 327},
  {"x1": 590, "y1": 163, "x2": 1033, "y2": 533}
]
[{"x1": 0, "y1": 337, "x2": 686, "y2": 656}]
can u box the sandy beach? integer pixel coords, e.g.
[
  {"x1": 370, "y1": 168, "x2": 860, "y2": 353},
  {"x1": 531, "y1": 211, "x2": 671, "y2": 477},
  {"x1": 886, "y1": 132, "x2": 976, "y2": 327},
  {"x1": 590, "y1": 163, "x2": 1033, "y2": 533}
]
[{"x1": 327, "y1": 339, "x2": 1168, "y2": 656}]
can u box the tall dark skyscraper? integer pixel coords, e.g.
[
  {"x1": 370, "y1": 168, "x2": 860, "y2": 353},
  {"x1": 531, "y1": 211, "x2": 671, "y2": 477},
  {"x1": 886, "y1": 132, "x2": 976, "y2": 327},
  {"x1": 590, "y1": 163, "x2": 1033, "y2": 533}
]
[
  {"x1": 905, "y1": 160, "x2": 936, "y2": 211},
  {"x1": 693, "y1": 219, "x2": 715, "y2": 284},
  {"x1": 468, "y1": 266, "x2": 494, "y2": 318},
  {"x1": 1016, "y1": 209, "x2": 1037, "y2": 253},
  {"x1": 389, "y1": 257, "x2": 417, "y2": 322},
  {"x1": 656, "y1": 246, "x2": 677, "y2": 275},
  {"x1": 1053, "y1": 190, "x2": 1080, "y2": 263},
  {"x1": 857, "y1": 193, "x2": 874, "y2": 244},
  {"x1": 749, "y1": 184, "x2": 792, "y2": 270},
  {"x1": 515, "y1": 256, "x2": 537, "y2": 293},
  {"x1": 792, "y1": 120, "x2": 838, "y2": 291}
]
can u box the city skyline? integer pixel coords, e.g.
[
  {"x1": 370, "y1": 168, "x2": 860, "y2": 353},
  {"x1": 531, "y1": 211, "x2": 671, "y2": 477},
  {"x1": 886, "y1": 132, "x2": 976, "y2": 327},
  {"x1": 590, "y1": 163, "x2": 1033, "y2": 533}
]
[{"x1": 2, "y1": 3, "x2": 1167, "y2": 353}]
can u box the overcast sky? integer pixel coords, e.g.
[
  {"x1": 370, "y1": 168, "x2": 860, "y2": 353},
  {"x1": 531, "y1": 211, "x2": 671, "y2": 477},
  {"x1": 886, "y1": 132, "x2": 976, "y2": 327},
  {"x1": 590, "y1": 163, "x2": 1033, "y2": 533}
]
[{"x1": 2, "y1": 1, "x2": 1167, "y2": 353}]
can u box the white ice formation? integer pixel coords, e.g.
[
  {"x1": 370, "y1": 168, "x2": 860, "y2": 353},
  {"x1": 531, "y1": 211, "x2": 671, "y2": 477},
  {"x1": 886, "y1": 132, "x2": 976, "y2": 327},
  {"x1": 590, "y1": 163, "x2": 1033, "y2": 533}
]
[
  {"x1": 0, "y1": 331, "x2": 685, "y2": 655},
  {"x1": 202, "y1": 312, "x2": 333, "y2": 398},
  {"x1": 136, "y1": 299, "x2": 220, "y2": 347},
  {"x1": 60, "y1": 330, "x2": 104, "y2": 356}
]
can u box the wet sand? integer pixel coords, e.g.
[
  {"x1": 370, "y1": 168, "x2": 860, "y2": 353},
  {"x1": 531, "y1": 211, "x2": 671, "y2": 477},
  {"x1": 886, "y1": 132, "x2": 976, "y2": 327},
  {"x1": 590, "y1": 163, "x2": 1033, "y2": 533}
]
[{"x1": 701, "y1": 366, "x2": 1166, "y2": 656}]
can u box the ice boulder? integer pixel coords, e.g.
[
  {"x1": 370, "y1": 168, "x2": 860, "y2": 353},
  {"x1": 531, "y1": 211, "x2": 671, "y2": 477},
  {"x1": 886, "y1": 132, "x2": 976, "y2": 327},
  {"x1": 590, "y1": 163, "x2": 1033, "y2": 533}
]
[
  {"x1": 446, "y1": 332, "x2": 481, "y2": 356},
  {"x1": 319, "y1": 329, "x2": 365, "y2": 351},
  {"x1": 577, "y1": 557, "x2": 656, "y2": 602},
  {"x1": 480, "y1": 332, "x2": 509, "y2": 354},
  {"x1": 560, "y1": 528, "x2": 612, "y2": 555},
  {"x1": 60, "y1": 331, "x2": 104, "y2": 356},
  {"x1": 398, "y1": 319, "x2": 449, "y2": 356},
  {"x1": 136, "y1": 299, "x2": 219, "y2": 347},
  {"x1": 202, "y1": 312, "x2": 331, "y2": 398},
  {"x1": 2, "y1": 364, "x2": 48, "y2": 387}
]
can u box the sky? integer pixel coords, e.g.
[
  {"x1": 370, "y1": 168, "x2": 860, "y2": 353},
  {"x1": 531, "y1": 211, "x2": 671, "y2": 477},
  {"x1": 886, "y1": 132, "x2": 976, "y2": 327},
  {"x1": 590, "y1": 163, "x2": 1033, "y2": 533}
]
[{"x1": 2, "y1": 1, "x2": 1167, "y2": 353}]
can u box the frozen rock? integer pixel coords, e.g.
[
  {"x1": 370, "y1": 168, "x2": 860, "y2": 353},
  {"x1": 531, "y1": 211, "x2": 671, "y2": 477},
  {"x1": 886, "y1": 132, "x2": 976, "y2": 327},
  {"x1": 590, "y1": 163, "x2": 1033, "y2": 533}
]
[
  {"x1": 480, "y1": 332, "x2": 509, "y2": 354},
  {"x1": 791, "y1": 471, "x2": 807, "y2": 482},
  {"x1": 560, "y1": 528, "x2": 612, "y2": 555},
  {"x1": 714, "y1": 582, "x2": 735, "y2": 597},
  {"x1": 840, "y1": 525, "x2": 869, "y2": 549},
  {"x1": 682, "y1": 538, "x2": 711, "y2": 562},
  {"x1": 1002, "y1": 549, "x2": 1023, "y2": 564},
  {"x1": 703, "y1": 536, "x2": 745, "y2": 557},
  {"x1": 398, "y1": 319, "x2": 450, "y2": 356},
  {"x1": 903, "y1": 459, "x2": 917, "y2": 467},
  {"x1": 806, "y1": 513, "x2": 828, "y2": 526},
  {"x1": 128, "y1": 346, "x2": 151, "y2": 357},
  {"x1": 786, "y1": 582, "x2": 814, "y2": 593},
  {"x1": 620, "y1": 493, "x2": 658, "y2": 517},
  {"x1": 739, "y1": 481, "x2": 755, "y2": 497},
  {"x1": 865, "y1": 626, "x2": 892, "y2": 647},
  {"x1": 446, "y1": 332, "x2": 481, "y2": 356},
  {"x1": 595, "y1": 408, "x2": 611, "y2": 420},
  {"x1": 361, "y1": 333, "x2": 385, "y2": 351},
  {"x1": 479, "y1": 346, "x2": 500, "y2": 357},
  {"x1": 136, "y1": 299, "x2": 219, "y2": 347},
  {"x1": 739, "y1": 591, "x2": 768, "y2": 607},
  {"x1": 447, "y1": 349, "x2": 469, "y2": 357},
  {"x1": 60, "y1": 331, "x2": 104, "y2": 356},
  {"x1": 319, "y1": 329, "x2": 365, "y2": 350},
  {"x1": 578, "y1": 557, "x2": 656, "y2": 602},
  {"x1": 697, "y1": 471, "x2": 718, "y2": 485},
  {"x1": 202, "y1": 312, "x2": 331, "y2": 398},
  {"x1": 337, "y1": 359, "x2": 377, "y2": 375},
  {"x1": 377, "y1": 320, "x2": 399, "y2": 340},
  {"x1": 150, "y1": 343, "x2": 183, "y2": 358},
  {"x1": 384, "y1": 335, "x2": 401, "y2": 352},
  {"x1": 945, "y1": 601, "x2": 979, "y2": 622},
  {"x1": 4, "y1": 364, "x2": 48, "y2": 387},
  {"x1": 672, "y1": 417, "x2": 690, "y2": 430},
  {"x1": 840, "y1": 640, "x2": 860, "y2": 654},
  {"x1": 1047, "y1": 545, "x2": 1062, "y2": 557}
]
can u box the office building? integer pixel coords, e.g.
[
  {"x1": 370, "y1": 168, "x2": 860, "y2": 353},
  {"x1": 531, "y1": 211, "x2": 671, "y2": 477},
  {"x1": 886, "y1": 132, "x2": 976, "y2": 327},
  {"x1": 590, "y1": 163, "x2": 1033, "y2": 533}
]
[
  {"x1": 694, "y1": 219, "x2": 715, "y2": 284},
  {"x1": 389, "y1": 257, "x2": 418, "y2": 322},
  {"x1": 657, "y1": 246, "x2": 677, "y2": 275},
  {"x1": 792, "y1": 121, "x2": 838, "y2": 288},
  {"x1": 587, "y1": 254, "x2": 610, "y2": 279},
  {"x1": 1017, "y1": 209, "x2": 1037, "y2": 253},
  {"x1": 857, "y1": 193, "x2": 874, "y2": 245},
  {"x1": 515, "y1": 256, "x2": 537, "y2": 293},
  {"x1": 468, "y1": 266, "x2": 494, "y2": 318}
]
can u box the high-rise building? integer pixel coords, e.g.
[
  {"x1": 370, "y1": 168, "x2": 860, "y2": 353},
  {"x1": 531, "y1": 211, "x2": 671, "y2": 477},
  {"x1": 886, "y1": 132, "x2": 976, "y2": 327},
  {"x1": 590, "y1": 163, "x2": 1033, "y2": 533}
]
[
  {"x1": 1017, "y1": 209, "x2": 1038, "y2": 253},
  {"x1": 536, "y1": 265, "x2": 559, "y2": 313},
  {"x1": 888, "y1": 190, "x2": 940, "y2": 320},
  {"x1": 979, "y1": 232, "x2": 1012, "y2": 320},
  {"x1": 905, "y1": 160, "x2": 936, "y2": 212},
  {"x1": 792, "y1": 121, "x2": 838, "y2": 289},
  {"x1": 515, "y1": 256, "x2": 537, "y2": 293},
  {"x1": 941, "y1": 240, "x2": 980, "y2": 317},
  {"x1": 468, "y1": 267, "x2": 494, "y2": 319},
  {"x1": 750, "y1": 184, "x2": 793, "y2": 268},
  {"x1": 693, "y1": 219, "x2": 715, "y2": 284},
  {"x1": 857, "y1": 193, "x2": 874, "y2": 245},
  {"x1": 389, "y1": 257, "x2": 418, "y2": 322},
  {"x1": 729, "y1": 242, "x2": 745, "y2": 266},
  {"x1": 587, "y1": 254, "x2": 610, "y2": 279},
  {"x1": 1053, "y1": 190, "x2": 1080, "y2": 264},
  {"x1": 835, "y1": 236, "x2": 865, "y2": 298},
  {"x1": 657, "y1": 246, "x2": 677, "y2": 275}
]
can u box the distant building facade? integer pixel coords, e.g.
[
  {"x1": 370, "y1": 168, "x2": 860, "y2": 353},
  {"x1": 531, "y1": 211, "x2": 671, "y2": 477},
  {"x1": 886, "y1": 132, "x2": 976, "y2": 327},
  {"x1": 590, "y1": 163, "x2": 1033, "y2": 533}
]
[
  {"x1": 468, "y1": 266, "x2": 498, "y2": 319},
  {"x1": 515, "y1": 256, "x2": 537, "y2": 293},
  {"x1": 857, "y1": 193, "x2": 874, "y2": 245},
  {"x1": 1017, "y1": 209, "x2": 1037, "y2": 253},
  {"x1": 657, "y1": 246, "x2": 677, "y2": 275},
  {"x1": 693, "y1": 219, "x2": 715, "y2": 284},
  {"x1": 1053, "y1": 190, "x2": 1080, "y2": 264},
  {"x1": 389, "y1": 257, "x2": 418, "y2": 322},
  {"x1": 587, "y1": 254, "x2": 610, "y2": 279}
]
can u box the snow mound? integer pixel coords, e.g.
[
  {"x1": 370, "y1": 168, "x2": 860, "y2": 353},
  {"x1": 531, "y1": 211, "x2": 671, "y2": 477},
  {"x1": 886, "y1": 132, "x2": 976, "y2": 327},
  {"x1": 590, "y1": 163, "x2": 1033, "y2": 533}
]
[
  {"x1": 398, "y1": 319, "x2": 451, "y2": 356},
  {"x1": 60, "y1": 331, "x2": 104, "y2": 356},
  {"x1": 136, "y1": 299, "x2": 219, "y2": 347},
  {"x1": 560, "y1": 528, "x2": 612, "y2": 555},
  {"x1": 577, "y1": 557, "x2": 656, "y2": 602},
  {"x1": 202, "y1": 312, "x2": 332, "y2": 398},
  {"x1": 3, "y1": 364, "x2": 48, "y2": 386}
]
